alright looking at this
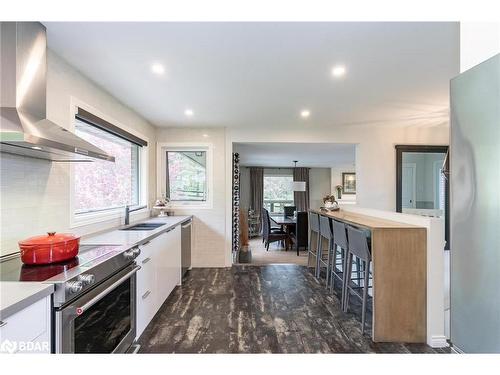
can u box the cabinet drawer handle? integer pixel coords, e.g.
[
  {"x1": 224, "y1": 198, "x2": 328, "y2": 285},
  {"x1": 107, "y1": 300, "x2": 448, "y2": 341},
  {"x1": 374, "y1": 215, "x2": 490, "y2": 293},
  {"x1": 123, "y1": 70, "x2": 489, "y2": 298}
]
[
  {"x1": 0, "y1": 321, "x2": 6, "y2": 328},
  {"x1": 142, "y1": 241, "x2": 151, "y2": 246},
  {"x1": 142, "y1": 291, "x2": 151, "y2": 300},
  {"x1": 141, "y1": 257, "x2": 151, "y2": 264}
]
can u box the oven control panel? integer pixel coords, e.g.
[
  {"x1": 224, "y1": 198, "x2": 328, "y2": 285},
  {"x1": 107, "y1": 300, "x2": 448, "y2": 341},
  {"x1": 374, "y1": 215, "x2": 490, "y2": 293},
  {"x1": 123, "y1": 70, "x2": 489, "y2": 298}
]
[
  {"x1": 123, "y1": 247, "x2": 141, "y2": 261},
  {"x1": 66, "y1": 280, "x2": 84, "y2": 294},
  {"x1": 78, "y1": 273, "x2": 96, "y2": 286},
  {"x1": 51, "y1": 246, "x2": 141, "y2": 307}
]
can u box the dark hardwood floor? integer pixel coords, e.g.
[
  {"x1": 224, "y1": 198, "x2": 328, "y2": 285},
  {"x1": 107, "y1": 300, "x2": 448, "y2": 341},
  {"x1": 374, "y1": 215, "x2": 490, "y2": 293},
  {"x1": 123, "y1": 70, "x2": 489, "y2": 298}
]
[{"x1": 138, "y1": 265, "x2": 450, "y2": 353}]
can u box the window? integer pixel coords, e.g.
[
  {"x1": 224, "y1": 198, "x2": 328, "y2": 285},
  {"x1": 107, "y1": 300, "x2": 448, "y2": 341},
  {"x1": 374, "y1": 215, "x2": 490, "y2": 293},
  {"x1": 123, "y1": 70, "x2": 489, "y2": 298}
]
[
  {"x1": 73, "y1": 118, "x2": 141, "y2": 214},
  {"x1": 263, "y1": 175, "x2": 294, "y2": 213},
  {"x1": 167, "y1": 151, "x2": 207, "y2": 202}
]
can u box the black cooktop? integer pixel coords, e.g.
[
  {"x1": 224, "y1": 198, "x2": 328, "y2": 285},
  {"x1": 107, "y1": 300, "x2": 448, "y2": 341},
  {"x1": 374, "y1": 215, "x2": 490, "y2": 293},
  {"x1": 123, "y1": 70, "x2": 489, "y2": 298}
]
[{"x1": 0, "y1": 245, "x2": 121, "y2": 282}]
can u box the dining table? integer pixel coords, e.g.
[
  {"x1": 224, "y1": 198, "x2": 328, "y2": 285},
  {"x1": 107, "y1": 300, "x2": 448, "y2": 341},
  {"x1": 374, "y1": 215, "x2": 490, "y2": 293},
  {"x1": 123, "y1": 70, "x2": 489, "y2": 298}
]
[
  {"x1": 269, "y1": 214, "x2": 296, "y2": 226},
  {"x1": 269, "y1": 214, "x2": 296, "y2": 250}
]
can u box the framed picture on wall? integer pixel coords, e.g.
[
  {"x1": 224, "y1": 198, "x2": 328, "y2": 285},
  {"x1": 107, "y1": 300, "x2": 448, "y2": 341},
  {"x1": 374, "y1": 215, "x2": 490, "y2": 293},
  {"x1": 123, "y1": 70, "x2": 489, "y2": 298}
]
[{"x1": 342, "y1": 172, "x2": 356, "y2": 194}]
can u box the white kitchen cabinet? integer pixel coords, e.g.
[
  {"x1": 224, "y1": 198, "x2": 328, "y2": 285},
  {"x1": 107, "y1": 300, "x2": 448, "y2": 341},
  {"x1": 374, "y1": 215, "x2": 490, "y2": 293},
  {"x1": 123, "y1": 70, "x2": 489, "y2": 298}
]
[
  {"x1": 135, "y1": 225, "x2": 182, "y2": 339},
  {"x1": 135, "y1": 240, "x2": 156, "y2": 337},
  {"x1": 154, "y1": 225, "x2": 181, "y2": 311},
  {"x1": 0, "y1": 296, "x2": 51, "y2": 354}
]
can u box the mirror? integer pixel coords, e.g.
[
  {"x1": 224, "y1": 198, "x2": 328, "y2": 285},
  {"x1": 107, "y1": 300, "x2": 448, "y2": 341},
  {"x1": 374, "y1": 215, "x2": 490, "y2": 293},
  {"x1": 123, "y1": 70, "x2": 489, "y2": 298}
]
[{"x1": 396, "y1": 145, "x2": 449, "y2": 249}]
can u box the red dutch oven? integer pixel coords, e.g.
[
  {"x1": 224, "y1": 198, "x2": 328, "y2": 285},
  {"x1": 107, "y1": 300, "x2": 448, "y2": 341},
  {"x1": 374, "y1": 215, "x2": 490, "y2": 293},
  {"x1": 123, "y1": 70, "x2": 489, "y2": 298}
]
[{"x1": 18, "y1": 232, "x2": 80, "y2": 265}]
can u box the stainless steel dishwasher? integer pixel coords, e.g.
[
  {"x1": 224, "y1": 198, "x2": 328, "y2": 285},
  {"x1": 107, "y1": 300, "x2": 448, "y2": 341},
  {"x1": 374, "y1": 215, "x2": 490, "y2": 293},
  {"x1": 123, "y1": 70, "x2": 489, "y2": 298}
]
[{"x1": 181, "y1": 219, "x2": 192, "y2": 276}]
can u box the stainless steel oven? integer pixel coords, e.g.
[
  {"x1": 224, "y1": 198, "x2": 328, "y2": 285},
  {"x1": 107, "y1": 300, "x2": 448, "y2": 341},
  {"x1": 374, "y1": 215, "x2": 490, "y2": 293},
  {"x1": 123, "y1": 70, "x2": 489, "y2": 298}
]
[{"x1": 55, "y1": 263, "x2": 140, "y2": 353}]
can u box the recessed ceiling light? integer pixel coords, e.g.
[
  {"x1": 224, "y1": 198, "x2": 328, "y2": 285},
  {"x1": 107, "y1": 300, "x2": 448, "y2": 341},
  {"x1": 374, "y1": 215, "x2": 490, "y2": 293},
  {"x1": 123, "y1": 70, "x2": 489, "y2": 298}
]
[
  {"x1": 300, "y1": 109, "x2": 310, "y2": 119},
  {"x1": 151, "y1": 63, "x2": 165, "y2": 75},
  {"x1": 331, "y1": 65, "x2": 346, "y2": 77},
  {"x1": 184, "y1": 109, "x2": 194, "y2": 117},
  {"x1": 202, "y1": 134, "x2": 209, "y2": 138}
]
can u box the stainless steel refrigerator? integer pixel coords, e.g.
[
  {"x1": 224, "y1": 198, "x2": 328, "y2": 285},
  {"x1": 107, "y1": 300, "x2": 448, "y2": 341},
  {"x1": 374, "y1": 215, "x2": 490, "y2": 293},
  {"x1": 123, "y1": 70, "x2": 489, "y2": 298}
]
[{"x1": 450, "y1": 53, "x2": 500, "y2": 353}]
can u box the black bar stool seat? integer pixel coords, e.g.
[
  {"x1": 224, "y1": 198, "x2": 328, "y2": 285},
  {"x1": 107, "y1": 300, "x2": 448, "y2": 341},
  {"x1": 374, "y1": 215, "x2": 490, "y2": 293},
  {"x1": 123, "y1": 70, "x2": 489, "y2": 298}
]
[
  {"x1": 318, "y1": 215, "x2": 333, "y2": 285},
  {"x1": 307, "y1": 212, "x2": 320, "y2": 274},
  {"x1": 343, "y1": 225, "x2": 373, "y2": 335},
  {"x1": 330, "y1": 220, "x2": 348, "y2": 295}
]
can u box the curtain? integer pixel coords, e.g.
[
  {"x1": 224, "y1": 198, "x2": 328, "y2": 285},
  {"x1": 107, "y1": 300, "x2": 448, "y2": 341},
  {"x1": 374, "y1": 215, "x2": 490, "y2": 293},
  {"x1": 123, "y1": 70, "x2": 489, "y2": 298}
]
[
  {"x1": 293, "y1": 167, "x2": 310, "y2": 212},
  {"x1": 250, "y1": 167, "x2": 264, "y2": 231}
]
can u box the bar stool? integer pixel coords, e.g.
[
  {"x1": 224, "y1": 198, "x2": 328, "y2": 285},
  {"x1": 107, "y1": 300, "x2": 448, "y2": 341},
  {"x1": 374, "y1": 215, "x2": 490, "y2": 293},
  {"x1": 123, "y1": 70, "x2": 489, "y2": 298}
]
[
  {"x1": 343, "y1": 225, "x2": 373, "y2": 334},
  {"x1": 330, "y1": 220, "x2": 348, "y2": 295},
  {"x1": 307, "y1": 212, "x2": 321, "y2": 275},
  {"x1": 318, "y1": 215, "x2": 333, "y2": 285}
]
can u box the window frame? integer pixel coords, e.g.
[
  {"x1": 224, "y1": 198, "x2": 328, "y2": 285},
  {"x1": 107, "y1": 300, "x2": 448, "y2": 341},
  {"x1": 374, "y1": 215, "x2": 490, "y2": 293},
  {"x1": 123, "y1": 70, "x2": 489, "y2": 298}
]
[
  {"x1": 263, "y1": 173, "x2": 294, "y2": 214},
  {"x1": 157, "y1": 142, "x2": 213, "y2": 209},
  {"x1": 69, "y1": 98, "x2": 149, "y2": 228}
]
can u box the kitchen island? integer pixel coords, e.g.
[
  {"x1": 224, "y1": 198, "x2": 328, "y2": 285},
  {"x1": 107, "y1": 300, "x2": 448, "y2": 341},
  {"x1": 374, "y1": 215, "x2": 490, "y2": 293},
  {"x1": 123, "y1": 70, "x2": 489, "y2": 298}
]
[{"x1": 312, "y1": 208, "x2": 427, "y2": 343}]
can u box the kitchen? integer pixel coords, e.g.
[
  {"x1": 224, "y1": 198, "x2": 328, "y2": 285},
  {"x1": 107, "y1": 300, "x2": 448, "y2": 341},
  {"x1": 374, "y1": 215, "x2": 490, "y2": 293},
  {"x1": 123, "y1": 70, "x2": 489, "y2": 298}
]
[{"x1": 0, "y1": 4, "x2": 500, "y2": 371}]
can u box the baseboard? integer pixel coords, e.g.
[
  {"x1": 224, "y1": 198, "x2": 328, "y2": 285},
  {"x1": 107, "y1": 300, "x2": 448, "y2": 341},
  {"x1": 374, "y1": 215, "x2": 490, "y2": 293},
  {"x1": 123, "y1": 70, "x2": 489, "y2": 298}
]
[{"x1": 429, "y1": 335, "x2": 449, "y2": 348}]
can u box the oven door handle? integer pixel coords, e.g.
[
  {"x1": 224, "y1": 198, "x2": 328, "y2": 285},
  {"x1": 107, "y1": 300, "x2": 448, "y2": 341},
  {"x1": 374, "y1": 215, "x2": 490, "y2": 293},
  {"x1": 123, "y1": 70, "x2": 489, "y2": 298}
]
[{"x1": 78, "y1": 266, "x2": 141, "y2": 314}]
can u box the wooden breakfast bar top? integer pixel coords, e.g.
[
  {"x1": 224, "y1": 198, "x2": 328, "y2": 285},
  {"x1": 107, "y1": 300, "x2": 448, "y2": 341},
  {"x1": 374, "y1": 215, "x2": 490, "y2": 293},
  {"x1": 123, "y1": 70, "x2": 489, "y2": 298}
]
[
  {"x1": 311, "y1": 208, "x2": 427, "y2": 344},
  {"x1": 310, "y1": 208, "x2": 421, "y2": 229}
]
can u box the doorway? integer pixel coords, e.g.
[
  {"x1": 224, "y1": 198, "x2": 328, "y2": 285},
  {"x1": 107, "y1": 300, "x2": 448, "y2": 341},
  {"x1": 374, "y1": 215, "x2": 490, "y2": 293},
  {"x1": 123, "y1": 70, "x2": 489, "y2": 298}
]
[{"x1": 232, "y1": 142, "x2": 357, "y2": 265}]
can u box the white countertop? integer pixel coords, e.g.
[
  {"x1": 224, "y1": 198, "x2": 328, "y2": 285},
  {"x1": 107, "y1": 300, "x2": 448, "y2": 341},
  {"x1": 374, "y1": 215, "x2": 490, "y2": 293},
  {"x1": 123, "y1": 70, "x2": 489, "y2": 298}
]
[
  {"x1": 0, "y1": 282, "x2": 54, "y2": 320},
  {"x1": 80, "y1": 215, "x2": 192, "y2": 246},
  {"x1": 0, "y1": 215, "x2": 190, "y2": 320}
]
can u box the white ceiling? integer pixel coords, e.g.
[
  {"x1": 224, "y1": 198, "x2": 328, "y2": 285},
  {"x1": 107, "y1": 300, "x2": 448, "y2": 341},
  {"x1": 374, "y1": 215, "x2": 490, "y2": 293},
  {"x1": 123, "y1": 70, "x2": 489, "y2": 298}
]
[
  {"x1": 44, "y1": 22, "x2": 459, "y2": 129},
  {"x1": 234, "y1": 143, "x2": 355, "y2": 168}
]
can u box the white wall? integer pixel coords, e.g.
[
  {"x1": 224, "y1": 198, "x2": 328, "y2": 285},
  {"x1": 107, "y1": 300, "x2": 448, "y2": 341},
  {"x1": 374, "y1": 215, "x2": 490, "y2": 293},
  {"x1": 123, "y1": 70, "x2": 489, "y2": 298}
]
[
  {"x1": 0, "y1": 42, "x2": 455, "y2": 265},
  {"x1": 309, "y1": 168, "x2": 331, "y2": 210},
  {"x1": 331, "y1": 163, "x2": 356, "y2": 201},
  {"x1": 219, "y1": 124, "x2": 450, "y2": 266},
  {"x1": 460, "y1": 22, "x2": 500, "y2": 72},
  {"x1": 156, "y1": 127, "x2": 227, "y2": 267},
  {"x1": 229, "y1": 125, "x2": 449, "y2": 211},
  {"x1": 0, "y1": 50, "x2": 157, "y2": 256}
]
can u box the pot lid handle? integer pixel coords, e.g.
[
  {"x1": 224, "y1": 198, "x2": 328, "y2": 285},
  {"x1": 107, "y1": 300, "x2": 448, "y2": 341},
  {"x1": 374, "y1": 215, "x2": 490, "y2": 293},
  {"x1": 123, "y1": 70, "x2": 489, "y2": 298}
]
[{"x1": 47, "y1": 232, "x2": 56, "y2": 236}]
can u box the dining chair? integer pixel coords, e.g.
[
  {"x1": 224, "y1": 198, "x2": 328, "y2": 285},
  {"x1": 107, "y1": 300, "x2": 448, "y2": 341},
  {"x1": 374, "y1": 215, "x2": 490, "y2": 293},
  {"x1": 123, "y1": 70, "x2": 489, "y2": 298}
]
[
  {"x1": 262, "y1": 208, "x2": 289, "y2": 251},
  {"x1": 284, "y1": 206, "x2": 296, "y2": 218},
  {"x1": 261, "y1": 208, "x2": 281, "y2": 242},
  {"x1": 290, "y1": 211, "x2": 308, "y2": 256}
]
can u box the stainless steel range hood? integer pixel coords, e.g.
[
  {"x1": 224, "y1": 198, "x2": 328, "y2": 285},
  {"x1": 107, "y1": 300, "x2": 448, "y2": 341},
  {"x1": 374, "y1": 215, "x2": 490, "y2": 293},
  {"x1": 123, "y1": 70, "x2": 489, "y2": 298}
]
[{"x1": 0, "y1": 22, "x2": 114, "y2": 162}]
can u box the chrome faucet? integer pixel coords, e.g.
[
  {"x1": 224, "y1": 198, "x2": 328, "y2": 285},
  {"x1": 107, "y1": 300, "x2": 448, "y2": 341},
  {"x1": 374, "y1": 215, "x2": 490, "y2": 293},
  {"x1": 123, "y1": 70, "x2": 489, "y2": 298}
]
[{"x1": 124, "y1": 205, "x2": 147, "y2": 225}]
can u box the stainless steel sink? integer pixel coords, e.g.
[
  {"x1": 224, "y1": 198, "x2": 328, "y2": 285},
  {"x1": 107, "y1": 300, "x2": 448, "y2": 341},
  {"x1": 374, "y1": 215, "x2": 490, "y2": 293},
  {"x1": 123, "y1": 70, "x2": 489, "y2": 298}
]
[{"x1": 120, "y1": 223, "x2": 165, "y2": 231}]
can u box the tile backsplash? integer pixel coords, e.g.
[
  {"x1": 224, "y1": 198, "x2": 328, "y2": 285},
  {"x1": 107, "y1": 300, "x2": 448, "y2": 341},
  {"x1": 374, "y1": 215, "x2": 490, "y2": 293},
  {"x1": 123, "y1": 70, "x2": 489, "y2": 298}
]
[{"x1": 0, "y1": 153, "x2": 69, "y2": 256}]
